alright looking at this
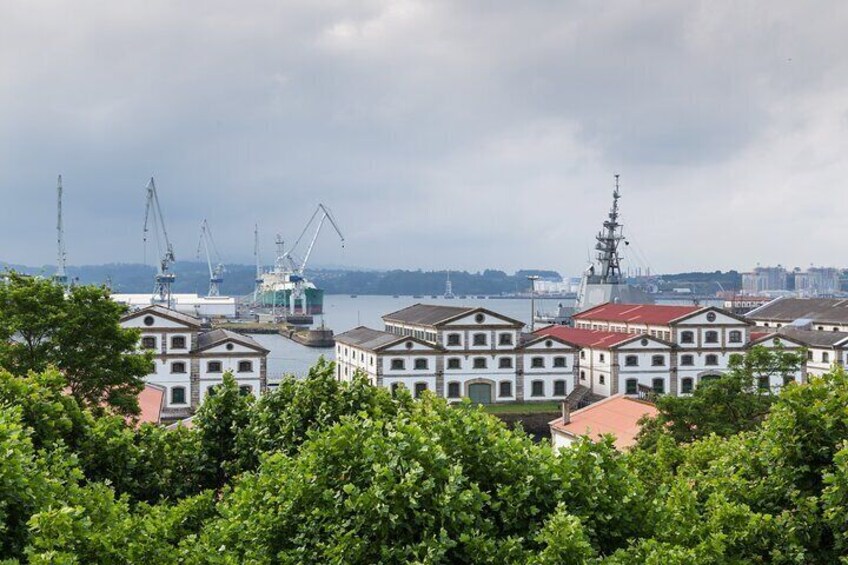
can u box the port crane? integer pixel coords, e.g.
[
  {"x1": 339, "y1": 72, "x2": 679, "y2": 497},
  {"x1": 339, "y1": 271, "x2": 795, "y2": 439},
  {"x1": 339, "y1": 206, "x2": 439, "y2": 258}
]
[
  {"x1": 196, "y1": 219, "x2": 225, "y2": 297},
  {"x1": 253, "y1": 223, "x2": 263, "y2": 305},
  {"x1": 143, "y1": 177, "x2": 176, "y2": 308},
  {"x1": 53, "y1": 175, "x2": 68, "y2": 287},
  {"x1": 283, "y1": 203, "x2": 345, "y2": 275}
]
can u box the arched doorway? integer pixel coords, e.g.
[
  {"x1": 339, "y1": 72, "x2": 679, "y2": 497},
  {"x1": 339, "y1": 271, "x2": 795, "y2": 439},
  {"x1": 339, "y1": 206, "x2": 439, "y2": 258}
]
[{"x1": 468, "y1": 382, "x2": 493, "y2": 405}]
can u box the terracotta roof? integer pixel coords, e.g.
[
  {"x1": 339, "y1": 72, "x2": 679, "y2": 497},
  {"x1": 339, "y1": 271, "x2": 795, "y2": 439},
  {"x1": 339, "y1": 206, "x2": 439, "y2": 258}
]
[
  {"x1": 549, "y1": 395, "x2": 658, "y2": 450},
  {"x1": 535, "y1": 325, "x2": 639, "y2": 348},
  {"x1": 573, "y1": 303, "x2": 702, "y2": 325},
  {"x1": 136, "y1": 384, "x2": 165, "y2": 425},
  {"x1": 195, "y1": 329, "x2": 269, "y2": 353}
]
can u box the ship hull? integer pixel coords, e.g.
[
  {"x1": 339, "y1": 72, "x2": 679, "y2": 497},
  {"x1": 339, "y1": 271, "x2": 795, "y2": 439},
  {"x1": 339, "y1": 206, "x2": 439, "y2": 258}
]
[{"x1": 256, "y1": 287, "x2": 324, "y2": 315}]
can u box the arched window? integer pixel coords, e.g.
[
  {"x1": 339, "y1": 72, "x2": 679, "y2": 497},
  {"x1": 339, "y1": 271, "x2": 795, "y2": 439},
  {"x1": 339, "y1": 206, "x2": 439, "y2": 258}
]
[
  {"x1": 531, "y1": 381, "x2": 544, "y2": 397},
  {"x1": 171, "y1": 336, "x2": 186, "y2": 349},
  {"x1": 447, "y1": 382, "x2": 461, "y2": 398},
  {"x1": 141, "y1": 336, "x2": 156, "y2": 350},
  {"x1": 531, "y1": 357, "x2": 544, "y2": 368},
  {"x1": 680, "y1": 377, "x2": 693, "y2": 394},
  {"x1": 625, "y1": 355, "x2": 638, "y2": 367},
  {"x1": 207, "y1": 361, "x2": 222, "y2": 373},
  {"x1": 705, "y1": 331, "x2": 719, "y2": 344},
  {"x1": 705, "y1": 354, "x2": 719, "y2": 366},
  {"x1": 473, "y1": 358, "x2": 487, "y2": 369},
  {"x1": 652, "y1": 378, "x2": 665, "y2": 394},
  {"x1": 447, "y1": 333, "x2": 461, "y2": 346},
  {"x1": 553, "y1": 356, "x2": 567, "y2": 368},
  {"x1": 728, "y1": 330, "x2": 742, "y2": 343},
  {"x1": 239, "y1": 385, "x2": 252, "y2": 396},
  {"x1": 553, "y1": 380, "x2": 566, "y2": 396},
  {"x1": 625, "y1": 378, "x2": 638, "y2": 395},
  {"x1": 498, "y1": 333, "x2": 513, "y2": 346},
  {"x1": 680, "y1": 354, "x2": 694, "y2": 366},
  {"x1": 447, "y1": 358, "x2": 461, "y2": 370},
  {"x1": 414, "y1": 358, "x2": 428, "y2": 370},
  {"x1": 238, "y1": 360, "x2": 253, "y2": 372},
  {"x1": 171, "y1": 386, "x2": 186, "y2": 404},
  {"x1": 499, "y1": 381, "x2": 512, "y2": 397},
  {"x1": 414, "y1": 383, "x2": 427, "y2": 398},
  {"x1": 472, "y1": 333, "x2": 487, "y2": 346},
  {"x1": 390, "y1": 359, "x2": 405, "y2": 370},
  {"x1": 171, "y1": 361, "x2": 186, "y2": 374},
  {"x1": 680, "y1": 331, "x2": 694, "y2": 344},
  {"x1": 823, "y1": 352, "x2": 830, "y2": 363},
  {"x1": 498, "y1": 357, "x2": 513, "y2": 369},
  {"x1": 651, "y1": 355, "x2": 665, "y2": 367}
]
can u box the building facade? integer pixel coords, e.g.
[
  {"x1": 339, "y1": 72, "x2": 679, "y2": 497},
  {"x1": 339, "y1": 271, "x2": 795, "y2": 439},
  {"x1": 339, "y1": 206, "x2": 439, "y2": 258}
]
[
  {"x1": 335, "y1": 304, "x2": 579, "y2": 403},
  {"x1": 121, "y1": 305, "x2": 268, "y2": 420}
]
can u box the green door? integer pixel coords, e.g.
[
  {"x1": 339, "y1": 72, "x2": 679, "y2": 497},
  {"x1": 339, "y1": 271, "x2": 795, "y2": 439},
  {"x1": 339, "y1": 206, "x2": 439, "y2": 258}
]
[{"x1": 468, "y1": 383, "x2": 492, "y2": 405}]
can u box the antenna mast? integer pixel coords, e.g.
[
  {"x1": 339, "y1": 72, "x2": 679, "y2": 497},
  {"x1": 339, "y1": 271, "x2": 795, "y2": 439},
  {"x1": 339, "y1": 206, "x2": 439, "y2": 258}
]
[
  {"x1": 594, "y1": 174, "x2": 624, "y2": 284},
  {"x1": 143, "y1": 177, "x2": 176, "y2": 308},
  {"x1": 54, "y1": 175, "x2": 68, "y2": 286},
  {"x1": 253, "y1": 223, "x2": 263, "y2": 305}
]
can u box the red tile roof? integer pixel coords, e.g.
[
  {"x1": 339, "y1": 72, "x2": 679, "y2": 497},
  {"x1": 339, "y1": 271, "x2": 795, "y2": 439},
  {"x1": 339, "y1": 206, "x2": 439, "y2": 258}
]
[
  {"x1": 573, "y1": 303, "x2": 701, "y2": 325},
  {"x1": 549, "y1": 395, "x2": 659, "y2": 450},
  {"x1": 536, "y1": 325, "x2": 636, "y2": 348},
  {"x1": 136, "y1": 384, "x2": 165, "y2": 425}
]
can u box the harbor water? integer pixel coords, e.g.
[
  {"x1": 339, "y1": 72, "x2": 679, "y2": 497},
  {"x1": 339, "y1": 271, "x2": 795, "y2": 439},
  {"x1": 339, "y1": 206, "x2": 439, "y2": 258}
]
[{"x1": 252, "y1": 295, "x2": 722, "y2": 380}]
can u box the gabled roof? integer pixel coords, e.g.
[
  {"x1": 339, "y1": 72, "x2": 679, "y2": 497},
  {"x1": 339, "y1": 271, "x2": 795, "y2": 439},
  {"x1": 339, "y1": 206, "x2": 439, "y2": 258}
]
[
  {"x1": 535, "y1": 326, "x2": 648, "y2": 349},
  {"x1": 195, "y1": 329, "x2": 269, "y2": 353},
  {"x1": 382, "y1": 303, "x2": 524, "y2": 328},
  {"x1": 521, "y1": 332, "x2": 580, "y2": 350},
  {"x1": 335, "y1": 326, "x2": 442, "y2": 352},
  {"x1": 746, "y1": 297, "x2": 848, "y2": 324},
  {"x1": 136, "y1": 384, "x2": 165, "y2": 426},
  {"x1": 775, "y1": 327, "x2": 848, "y2": 348},
  {"x1": 549, "y1": 395, "x2": 659, "y2": 450},
  {"x1": 121, "y1": 305, "x2": 202, "y2": 327},
  {"x1": 573, "y1": 303, "x2": 702, "y2": 325}
]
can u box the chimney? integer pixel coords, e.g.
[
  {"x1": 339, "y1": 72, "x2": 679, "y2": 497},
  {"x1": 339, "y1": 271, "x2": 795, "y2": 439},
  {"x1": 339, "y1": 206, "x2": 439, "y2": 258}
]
[{"x1": 561, "y1": 401, "x2": 570, "y2": 424}]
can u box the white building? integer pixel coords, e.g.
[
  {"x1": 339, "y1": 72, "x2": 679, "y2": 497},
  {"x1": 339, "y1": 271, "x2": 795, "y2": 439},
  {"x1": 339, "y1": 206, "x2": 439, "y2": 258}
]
[
  {"x1": 539, "y1": 303, "x2": 805, "y2": 397},
  {"x1": 113, "y1": 293, "x2": 237, "y2": 319},
  {"x1": 335, "y1": 304, "x2": 579, "y2": 404},
  {"x1": 121, "y1": 305, "x2": 268, "y2": 420}
]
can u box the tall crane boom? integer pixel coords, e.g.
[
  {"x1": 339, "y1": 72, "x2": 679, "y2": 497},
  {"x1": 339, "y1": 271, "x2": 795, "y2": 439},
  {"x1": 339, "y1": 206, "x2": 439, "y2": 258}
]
[
  {"x1": 286, "y1": 204, "x2": 345, "y2": 275},
  {"x1": 143, "y1": 177, "x2": 176, "y2": 307},
  {"x1": 53, "y1": 175, "x2": 68, "y2": 286},
  {"x1": 196, "y1": 219, "x2": 224, "y2": 296}
]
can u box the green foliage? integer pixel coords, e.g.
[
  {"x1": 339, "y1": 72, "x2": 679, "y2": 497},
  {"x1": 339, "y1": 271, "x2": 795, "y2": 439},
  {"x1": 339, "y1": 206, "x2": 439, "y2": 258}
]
[
  {"x1": 637, "y1": 345, "x2": 804, "y2": 448},
  {"x1": 0, "y1": 272, "x2": 151, "y2": 415}
]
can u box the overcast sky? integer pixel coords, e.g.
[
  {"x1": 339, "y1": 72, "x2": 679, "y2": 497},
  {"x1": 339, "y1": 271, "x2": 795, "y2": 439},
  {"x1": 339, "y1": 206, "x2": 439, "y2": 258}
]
[{"x1": 1, "y1": 1, "x2": 846, "y2": 275}]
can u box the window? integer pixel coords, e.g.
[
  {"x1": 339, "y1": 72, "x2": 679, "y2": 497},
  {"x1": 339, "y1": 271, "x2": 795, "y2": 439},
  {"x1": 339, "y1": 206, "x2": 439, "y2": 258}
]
[
  {"x1": 531, "y1": 381, "x2": 544, "y2": 397},
  {"x1": 807, "y1": 350, "x2": 813, "y2": 361},
  {"x1": 599, "y1": 374, "x2": 605, "y2": 385},
  {"x1": 207, "y1": 361, "x2": 222, "y2": 373},
  {"x1": 625, "y1": 379, "x2": 638, "y2": 395},
  {"x1": 239, "y1": 385, "x2": 252, "y2": 396},
  {"x1": 171, "y1": 336, "x2": 186, "y2": 349},
  {"x1": 553, "y1": 356, "x2": 567, "y2": 368},
  {"x1": 171, "y1": 361, "x2": 186, "y2": 374},
  {"x1": 652, "y1": 378, "x2": 665, "y2": 394},
  {"x1": 447, "y1": 382, "x2": 461, "y2": 398},
  {"x1": 143, "y1": 316, "x2": 155, "y2": 326},
  {"x1": 498, "y1": 357, "x2": 513, "y2": 369},
  {"x1": 553, "y1": 380, "x2": 566, "y2": 396},
  {"x1": 758, "y1": 376, "x2": 769, "y2": 391},
  {"x1": 207, "y1": 385, "x2": 217, "y2": 397},
  {"x1": 414, "y1": 358, "x2": 428, "y2": 370},
  {"x1": 473, "y1": 357, "x2": 487, "y2": 369},
  {"x1": 625, "y1": 355, "x2": 638, "y2": 367},
  {"x1": 447, "y1": 358, "x2": 461, "y2": 370},
  {"x1": 498, "y1": 333, "x2": 513, "y2": 346},
  {"x1": 705, "y1": 331, "x2": 719, "y2": 344},
  {"x1": 390, "y1": 359, "x2": 405, "y2": 370},
  {"x1": 475, "y1": 313, "x2": 485, "y2": 323},
  {"x1": 705, "y1": 354, "x2": 719, "y2": 366},
  {"x1": 238, "y1": 361, "x2": 253, "y2": 373},
  {"x1": 680, "y1": 331, "x2": 694, "y2": 344},
  {"x1": 447, "y1": 333, "x2": 461, "y2": 346},
  {"x1": 580, "y1": 350, "x2": 586, "y2": 359},
  {"x1": 651, "y1": 355, "x2": 665, "y2": 367},
  {"x1": 473, "y1": 333, "x2": 487, "y2": 346},
  {"x1": 414, "y1": 383, "x2": 427, "y2": 398},
  {"x1": 823, "y1": 352, "x2": 830, "y2": 363},
  {"x1": 580, "y1": 371, "x2": 586, "y2": 381},
  {"x1": 599, "y1": 353, "x2": 606, "y2": 362},
  {"x1": 681, "y1": 377, "x2": 693, "y2": 394},
  {"x1": 499, "y1": 381, "x2": 512, "y2": 397},
  {"x1": 141, "y1": 336, "x2": 156, "y2": 350},
  {"x1": 818, "y1": 326, "x2": 825, "y2": 331},
  {"x1": 681, "y1": 354, "x2": 694, "y2": 366},
  {"x1": 171, "y1": 386, "x2": 186, "y2": 404},
  {"x1": 728, "y1": 330, "x2": 742, "y2": 343},
  {"x1": 390, "y1": 382, "x2": 402, "y2": 395},
  {"x1": 531, "y1": 357, "x2": 544, "y2": 368}
]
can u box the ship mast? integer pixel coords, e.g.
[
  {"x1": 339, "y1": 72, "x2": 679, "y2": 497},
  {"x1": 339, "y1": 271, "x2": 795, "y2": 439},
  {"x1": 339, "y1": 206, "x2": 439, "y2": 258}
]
[{"x1": 594, "y1": 174, "x2": 624, "y2": 284}]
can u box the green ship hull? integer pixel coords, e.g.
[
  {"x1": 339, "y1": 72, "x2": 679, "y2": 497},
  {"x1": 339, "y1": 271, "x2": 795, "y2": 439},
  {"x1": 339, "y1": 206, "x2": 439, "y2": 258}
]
[{"x1": 257, "y1": 287, "x2": 324, "y2": 314}]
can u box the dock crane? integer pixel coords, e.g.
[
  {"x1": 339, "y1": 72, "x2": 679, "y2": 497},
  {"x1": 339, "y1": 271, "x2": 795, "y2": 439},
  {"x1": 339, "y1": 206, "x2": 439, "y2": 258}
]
[
  {"x1": 53, "y1": 175, "x2": 68, "y2": 286},
  {"x1": 253, "y1": 223, "x2": 263, "y2": 306},
  {"x1": 196, "y1": 219, "x2": 225, "y2": 297},
  {"x1": 284, "y1": 203, "x2": 345, "y2": 275},
  {"x1": 143, "y1": 177, "x2": 176, "y2": 308}
]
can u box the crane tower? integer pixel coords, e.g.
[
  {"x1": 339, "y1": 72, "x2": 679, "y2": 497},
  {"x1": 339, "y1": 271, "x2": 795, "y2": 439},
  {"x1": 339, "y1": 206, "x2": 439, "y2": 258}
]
[
  {"x1": 53, "y1": 175, "x2": 68, "y2": 286},
  {"x1": 143, "y1": 177, "x2": 176, "y2": 308},
  {"x1": 197, "y1": 219, "x2": 224, "y2": 297}
]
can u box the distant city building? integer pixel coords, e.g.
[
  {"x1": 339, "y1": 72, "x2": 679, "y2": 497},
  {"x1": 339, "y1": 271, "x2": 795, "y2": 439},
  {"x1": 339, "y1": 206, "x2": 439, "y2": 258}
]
[
  {"x1": 742, "y1": 266, "x2": 788, "y2": 294},
  {"x1": 793, "y1": 267, "x2": 841, "y2": 297},
  {"x1": 120, "y1": 305, "x2": 268, "y2": 421}
]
